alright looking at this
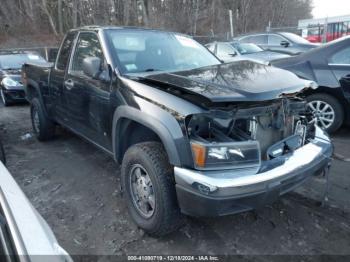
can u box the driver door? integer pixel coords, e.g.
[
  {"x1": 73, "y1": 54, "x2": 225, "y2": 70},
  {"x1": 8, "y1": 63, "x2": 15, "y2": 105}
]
[
  {"x1": 64, "y1": 32, "x2": 112, "y2": 149},
  {"x1": 267, "y1": 34, "x2": 291, "y2": 54}
]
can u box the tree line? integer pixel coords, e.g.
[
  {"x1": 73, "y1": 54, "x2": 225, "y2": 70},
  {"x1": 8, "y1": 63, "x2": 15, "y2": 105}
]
[{"x1": 0, "y1": 0, "x2": 312, "y2": 38}]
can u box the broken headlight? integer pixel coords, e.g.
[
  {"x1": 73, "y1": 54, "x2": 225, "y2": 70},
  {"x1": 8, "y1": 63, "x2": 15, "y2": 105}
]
[{"x1": 190, "y1": 140, "x2": 261, "y2": 171}]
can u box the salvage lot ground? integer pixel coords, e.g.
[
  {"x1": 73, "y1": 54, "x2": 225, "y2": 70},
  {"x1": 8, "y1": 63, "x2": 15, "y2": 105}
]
[{"x1": 1, "y1": 104, "x2": 350, "y2": 257}]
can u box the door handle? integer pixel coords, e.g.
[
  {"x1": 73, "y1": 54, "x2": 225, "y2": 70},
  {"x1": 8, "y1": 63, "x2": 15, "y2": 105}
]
[{"x1": 64, "y1": 79, "x2": 74, "y2": 90}]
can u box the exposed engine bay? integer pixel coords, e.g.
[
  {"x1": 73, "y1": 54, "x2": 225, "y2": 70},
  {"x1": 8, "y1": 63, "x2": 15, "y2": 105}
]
[{"x1": 186, "y1": 98, "x2": 315, "y2": 170}]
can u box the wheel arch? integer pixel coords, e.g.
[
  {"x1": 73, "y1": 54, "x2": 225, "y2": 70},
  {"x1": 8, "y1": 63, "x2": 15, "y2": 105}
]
[
  {"x1": 303, "y1": 86, "x2": 348, "y2": 123},
  {"x1": 112, "y1": 106, "x2": 183, "y2": 166},
  {"x1": 25, "y1": 80, "x2": 49, "y2": 116}
]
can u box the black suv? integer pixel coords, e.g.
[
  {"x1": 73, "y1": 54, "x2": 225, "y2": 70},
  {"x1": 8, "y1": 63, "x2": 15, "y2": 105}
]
[
  {"x1": 235, "y1": 32, "x2": 319, "y2": 55},
  {"x1": 23, "y1": 27, "x2": 332, "y2": 236}
]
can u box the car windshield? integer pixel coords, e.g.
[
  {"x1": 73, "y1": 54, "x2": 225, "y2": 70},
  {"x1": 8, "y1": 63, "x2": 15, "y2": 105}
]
[
  {"x1": 0, "y1": 53, "x2": 46, "y2": 70},
  {"x1": 230, "y1": 42, "x2": 263, "y2": 54},
  {"x1": 280, "y1": 32, "x2": 310, "y2": 44},
  {"x1": 106, "y1": 30, "x2": 220, "y2": 74}
]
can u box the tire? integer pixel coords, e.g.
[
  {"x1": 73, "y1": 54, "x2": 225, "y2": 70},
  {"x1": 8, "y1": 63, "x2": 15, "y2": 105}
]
[
  {"x1": 1, "y1": 88, "x2": 10, "y2": 107},
  {"x1": 121, "y1": 142, "x2": 184, "y2": 236},
  {"x1": 30, "y1": 98, "x2": 55, "y2": 141},
  {"x1": 306, "y1": 93, "x2": 344, "y2": 133},
  {"x1": 0, "y1": 140, "x2": 5, "y2": 165}
]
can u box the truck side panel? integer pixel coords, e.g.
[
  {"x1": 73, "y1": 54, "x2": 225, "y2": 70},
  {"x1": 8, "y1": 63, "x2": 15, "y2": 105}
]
[{"x1": 23, "y1": 62, "x2": 53, "y2": 115}]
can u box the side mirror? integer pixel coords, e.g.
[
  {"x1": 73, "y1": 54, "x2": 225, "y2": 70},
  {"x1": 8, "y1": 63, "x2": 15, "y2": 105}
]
[
  {"x1": 82, "y1": 57, "x2": 102, "y2": 78},
  {"x1": 280, "y1": 40, "x2": 290, "y2": 47}
]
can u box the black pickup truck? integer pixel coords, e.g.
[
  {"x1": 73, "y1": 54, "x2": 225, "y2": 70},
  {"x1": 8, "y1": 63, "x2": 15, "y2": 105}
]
[{"x1": 22, "y1": 26, "x2": 333, "y2": 236}]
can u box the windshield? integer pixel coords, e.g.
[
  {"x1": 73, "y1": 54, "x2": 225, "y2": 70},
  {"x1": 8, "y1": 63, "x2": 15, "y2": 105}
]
[
  {"x1": 106, "y1": 30, "x2": 220, "y2": 74},
  {"x1": 0, "y1": 53, "x2": 46, "y2": 70},
  {"x1": 280, "y1": 32, "x2": 311, "y2": 44},
  {"x1": 231, "y1": 42, "x2": 263, "y2": 54}
]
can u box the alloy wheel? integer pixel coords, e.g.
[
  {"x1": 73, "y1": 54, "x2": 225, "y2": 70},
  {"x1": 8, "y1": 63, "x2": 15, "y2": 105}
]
[
  {"x1": 129, "y1": 164, "x2": 155, "y2": 218},
  {"x1": 307, "y1": 100, "x2": 335, "y2": 130}
]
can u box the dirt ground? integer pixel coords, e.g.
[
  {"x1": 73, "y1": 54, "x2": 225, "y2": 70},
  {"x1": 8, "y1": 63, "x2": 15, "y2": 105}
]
[{"x1": 0, "y1": 103, "x2": 349, "y2": 259}]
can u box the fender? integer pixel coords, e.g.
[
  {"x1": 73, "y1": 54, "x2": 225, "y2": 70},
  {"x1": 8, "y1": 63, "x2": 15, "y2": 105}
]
[
  {"x1": 112, "y1": 105, "x2": 185, "y2": 166},
  {"x1": 25, "y1": 78, "x2": 49, "y2": 116}
]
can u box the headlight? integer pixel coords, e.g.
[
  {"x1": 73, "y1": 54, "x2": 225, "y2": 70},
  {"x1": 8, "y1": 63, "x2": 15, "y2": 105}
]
[
  {"x1": 190, "y1": 140, "x2": 261, "y2": 171},
  {"x1": 2, "y1": 77, "x2": 21, "y2": 87}
]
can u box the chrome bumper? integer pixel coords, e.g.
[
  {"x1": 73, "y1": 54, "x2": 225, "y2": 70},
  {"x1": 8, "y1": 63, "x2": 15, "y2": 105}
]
[{"x1": 174, "y1": 126, "x2": 333, "y2": 216}]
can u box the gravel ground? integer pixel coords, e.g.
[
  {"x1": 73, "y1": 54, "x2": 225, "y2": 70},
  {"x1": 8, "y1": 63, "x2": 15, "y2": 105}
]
[{"x1": 0, "y1": 104, "x2": 349, "y2": 259}]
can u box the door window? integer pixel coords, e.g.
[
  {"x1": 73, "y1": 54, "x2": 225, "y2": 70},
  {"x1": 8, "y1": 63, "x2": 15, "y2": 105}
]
[
  {"x1": 70, "y1": 33, "x2": 104, "y2": 75},
  {"x1": 241, "y1": 35, "x2": 267, "y2": 45},
  {"x1": 56, "y1": 32, "x2": 76, "y2": 70},
  {"x1": 330, "y1": 46, "x2": 350, "y2": 64},
  {"x1": 268, "y1": 35, "x2": 286, "y2": 45},
  {"x1": 216, "y1": 43, "x2": 235, "y2": 58}
]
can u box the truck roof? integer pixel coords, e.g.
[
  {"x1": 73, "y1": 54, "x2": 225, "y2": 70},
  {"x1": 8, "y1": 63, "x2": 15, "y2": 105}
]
[{"x1": 68, "y1": 25, "x2": 187, "y2": 36}]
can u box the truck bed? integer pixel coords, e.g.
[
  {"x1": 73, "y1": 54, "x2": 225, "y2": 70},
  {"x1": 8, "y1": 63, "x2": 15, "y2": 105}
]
[{"x1": 22, "y1": 61, "x2": 54, "y2": 102}]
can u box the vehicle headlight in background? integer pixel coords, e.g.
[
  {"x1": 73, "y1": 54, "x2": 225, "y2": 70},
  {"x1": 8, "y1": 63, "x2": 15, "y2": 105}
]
[
  {"x1": 190, "y1": 140, "x2": 261, "y2": 171},
  {"x1": 1, "y1": 77, "x2": 22, "y2": 87}
]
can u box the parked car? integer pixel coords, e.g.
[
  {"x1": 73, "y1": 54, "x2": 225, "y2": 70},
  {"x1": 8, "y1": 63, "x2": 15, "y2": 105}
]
[
  {"x1": 23, "y1": 26, "x2": 333, "y2": 236},
  {"x1": 0, "y1": 51, "x2": 47, "y2": 106},
  {"x1": 235, "y1": 32, "x2": 319, "y2": 55},
  {"x1": 0, "y1": 161, "x2": 72, "y2": 261},
  {"x1": 205, "y1": 41, "x2": 290, "y2": 64},
  {"x1": 272, "y1": 36, "x2": 350, "y2": 133}
]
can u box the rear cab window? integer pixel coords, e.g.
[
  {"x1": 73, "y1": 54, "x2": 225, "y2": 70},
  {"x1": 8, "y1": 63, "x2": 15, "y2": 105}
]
[{"x1": 56, "y1": 32, "x2": 76, "y2": 70}]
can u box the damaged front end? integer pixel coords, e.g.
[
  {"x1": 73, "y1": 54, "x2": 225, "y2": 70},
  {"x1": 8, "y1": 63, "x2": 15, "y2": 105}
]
[
  {"x1": 174, "y1": 97, "x2": 333, "y2": 216},
  {"x1": 186, "y1": 98, "x2": 314, "y2": 172}
]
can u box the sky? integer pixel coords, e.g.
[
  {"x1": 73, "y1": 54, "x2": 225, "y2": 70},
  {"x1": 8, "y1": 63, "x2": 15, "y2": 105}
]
[{"x1": 312, "y1": 0, "x2": 350, "y2": 18}]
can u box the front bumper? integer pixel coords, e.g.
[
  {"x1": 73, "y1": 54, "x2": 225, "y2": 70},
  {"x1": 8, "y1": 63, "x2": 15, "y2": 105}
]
[
  {"x1": 2, "y1": 88, "x2": 26, "y2": 102},
  {"x1": 174, "y1": 126, "x2": 333, "y2": 217}
]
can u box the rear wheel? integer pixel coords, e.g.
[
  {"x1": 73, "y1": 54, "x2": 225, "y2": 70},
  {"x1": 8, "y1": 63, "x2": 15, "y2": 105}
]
[
  {"x1": 30, "y1": 98, "x2": 55, "y2": 141},
  {"x1": 121, "y1": 142, "x2": 184, "y2": 236},
  {"x1": 306, "y1": 93, "x2": 344, "y2": 133}
]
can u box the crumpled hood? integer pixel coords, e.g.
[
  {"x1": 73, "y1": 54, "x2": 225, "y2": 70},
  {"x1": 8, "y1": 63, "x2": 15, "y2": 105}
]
[{"x1": 138, "y1": 61, "x2": 315, "y2": 103}]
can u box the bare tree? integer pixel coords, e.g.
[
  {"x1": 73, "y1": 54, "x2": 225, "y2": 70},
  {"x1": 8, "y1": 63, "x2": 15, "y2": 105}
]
[
  {"x1": 0, "y1": 0, "x2": 313, "y2": 43},
  {"x1": 57, "y1": 0, "x2": 63, "y2": 34},
  {"x1": 40, "y1": 0, "x2": 58, "y2": 35}
]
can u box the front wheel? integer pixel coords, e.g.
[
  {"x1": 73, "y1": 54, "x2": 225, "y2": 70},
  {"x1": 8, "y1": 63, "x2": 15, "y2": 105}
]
[
  {"x1": 121, "y1": 142, "x2": 184, "y2": 236},
  {"x1": 306, "y1": 93, "x2": 344, "y2": 133}
]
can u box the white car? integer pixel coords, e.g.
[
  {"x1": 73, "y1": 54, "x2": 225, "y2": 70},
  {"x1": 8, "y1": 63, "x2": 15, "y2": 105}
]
[{"x1": 0, "y1": 160, "x2": 72, "y2": 262}]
